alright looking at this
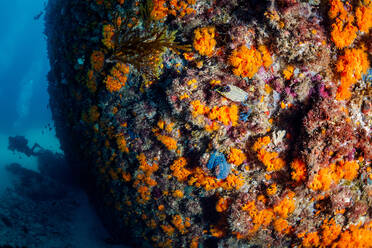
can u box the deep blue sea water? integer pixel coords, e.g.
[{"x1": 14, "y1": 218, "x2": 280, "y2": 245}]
[{"x1": 0, "y1": 1, "x2": 125, "y2": 247}]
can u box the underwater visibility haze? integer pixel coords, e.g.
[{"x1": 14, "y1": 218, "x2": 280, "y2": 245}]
[{"x1": 0, "y1": 0, "x2": 127, "y2": 247}]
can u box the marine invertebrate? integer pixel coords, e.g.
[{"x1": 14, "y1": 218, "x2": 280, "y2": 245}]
[
  {"x1": 208, "y1": 104, "x2": 239, "y2": 126},
  {"x1": 193, "y1": 26, "x2": 216, "y2": 57},
  {"x1": 355, "y1": 1, "x2": 372, "y2": 33},
  {"x1": 216, "y1": 197, "x2": 229, "y2": 212},
  {"x1": 190, "y1": 100, "x2": 209, "y2": 117},
  {"x1": 207, "y1": 151, "x2": 231, "y2": 180},
  {"x1": 170, "y1": 157, "x2": 191, "y2": 181},
  {"x1": 273, "y1": 192, "x2": 296, "y2": 219},
  {"x1": 328, "y1": 0, "x2": 358, "y2": 49},
  {"x1": 229, "y1": 45, "x2": 263, "y2": 79},
  {"x1": 102, "y1": 24, "x2": 115, "y2": 49},
  {"x1": 151, "y1": 0, "x2": 168, "y2": 20},
  {"x1": 309, "y1": 166, "x2": 336, "y2": 191},
  {"x1": 104, "y1": 62, "x2": 130, "y2": 92},
  {"x1": 283, "y1": 65, "x2": 294, "y2": 80},
  {"x1": 332, "y1": 222, "x2": 372, "y2": 247},
  {"x1": 116, "y1": 135, "x2": 129, "y2": 153},
  {"x1": 228, "y1": 147, "x2": 246, "y2": 166},
  {"x1": 335, "y1": 48, "x2": 369, "y2": 100},
  {"x1": 241, "y1": 200, "x2": 274, "y2": 235},
  {"x1": 266, "y1": 183, "x2": 277, "y2": 196},
  {"x1": 90, "y1": 50, "x2": 105, "y2": 72},
  {"x1": 273, "y1": 218, "x2": 290, "y2": 234},
  {"x1": 302, "y1": 231, "x2": 320, "y2": 248},
  {"x1": 320, "y1": 218, "x2": 342, "y2": 246},
  {"x1": 290, "y1": 159, "x2": 306, "y2": 182},
  {"x1": 156, "y1": 134, "x2": 178, "y2": 150}
]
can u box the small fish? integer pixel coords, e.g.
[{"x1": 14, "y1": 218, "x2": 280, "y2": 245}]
[
  {"x1": 215, "y1": 85, "x2": 249, "y2": 103},
  {"x1": 34, "y1": 11, "x2": 43, "y2": 20}
]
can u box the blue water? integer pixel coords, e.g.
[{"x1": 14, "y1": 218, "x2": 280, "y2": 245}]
[
  {"x1": 0, "y1": 1, "x2": 124, "y2": 247},
  {"x1": 0, "y1": 0, "x2": 55, "y2": 185}
]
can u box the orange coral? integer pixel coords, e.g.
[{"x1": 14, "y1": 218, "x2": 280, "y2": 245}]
[
  {"x1": 193, "y1": 26, "x2": 216, "y2": 57},
  {"x1": 190, "y1": 237, "x2": 199, "y2": 248},
  {"x1": 116, "y1": 135, "x2": 129, "y2": 153},
  {"x1": 190, "y1": 100, "x2": 210, "y2": 117},
  {"x1": 156, "y1": 134, "x2": 178, "y2": 150},
  {"x1": 258, "y1": 45, "x2": 273, "y2": 68},
  {"x1": 210, "y1": 226, "x2": 225, "y2": 238},
  {"x1": 330, "y1": 17, "x2": 358, "y2": 49},
  {"x1": 187, "y1": 167, "x2": 244, "y2": 191},
  {"x1": 172, "y1": 215, "x2": 187, "y2": 234},
  {"x1": 81, "y1": 105, "x2": 100, "y2": 124},
  {"x1": 356, "y1": 2, "x2": 372, "y2": 33},
  {"x1": 283, "y1": 65, "x2": 294, "y2": 80},
  {"x1": 137, "y1": 185, "x2": 151, "y2": 202},
  {"x1": 208, "y1": 104, "x2": 239, "y2": 126},
  {"x1": 161, "y1": 224, "x2": 175, "y2": 236},
  {"x1": 329, "y1": 0, "x2": 358, "y2": 48},
  {"x1": 104, "y1": 63, "x2": 130, "y2": 93},
  {"x1": 309, "y1": 167, "x2": 336, "y2": 191},
  {"x1": 252, "y1": 136, "x2": 285, "y2": 172},
  {"x1": 228, "y1": 147, "x2": 246, "y2": 166},
  {"x1": 216, "y1": 197, "x2": 228, "y2": 212},
  {"x1": 108, "y1": 168, "x2": 119, "y2": 180},
  {"x1": 229, "y1": 45, "x2": 263, "y2": 78},
  {"x1": 252, "y1": 136, "x2": 271, "y2": 151},
  {"x1": 90, "y1": 50, "x2": 104, "y2": 72},
  {"x1": 122, "y1": 171, "x2": 131, "y2": 182},
  {"x1": 266, "y1": 183, "x2": 277, "y2": 196},
  {"x1": 138, "y1": 153, "x2": 159, "y2": 176},
  {"x1": 273, "y1": 193, "x2": 296, "y2": 219},
  {"x1": 321, "y1": 218, "x2": 342, "y2": 246},
  {"x1": 273, "y1": 218, "x2": 290, "y2": 234},
  {"x1": 332, "y1": 221, "x2": 372, "y2": 248},
  {"x1": 168, "y1": 0, "x2": 196, "y2": 18},
  {"x1": 290, "y1": 159, "x2": 307, "y2": 182},
  {"x1": 256, "y1": 148, "x2": 285, "y2": 172},
  {"x1": 302, "y1": 232, "x2": 320, "y2": 248},
  {"x1": 102, "y1": 24, "x2": 115, "y2": 49},
  {"x1": 336, "y1": 160, "x2": 360, "y2": 180},
  {"x1": 151, "y1": 0, "x2": 168, "y2": 20},
  {"x1": 310, "y1": 160, "x2": 360, "y2": 191},
  {"x1": 86, "y1": 70, "x2": 97, "y2": 93},
  {"x1": 241, "y1": 200, "x2": 274, "y2": 234},
  {"x1": 173, "y1": 189, "x2": 184, "y2": 198},
  {"x1": 190, "y1": 101, "x2": 239, "y2": 127},
  {"x1": 222, "y1": 173, "x2": 245, "y2": 190},
  {"x1": 328, "y1": 0, "x2": 348, "y2": 20},
  {"x1": 335, "y1": 48, "x2": 369, "y2": 100},
  {"x1": 170, "y1": 157, "x2": 191, "y2": 181},
  {"x1": 133, "y1": 153, "x2": 158, "y2": 203}
]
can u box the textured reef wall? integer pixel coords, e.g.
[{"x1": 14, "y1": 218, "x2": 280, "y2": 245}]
[{"x1": 45, "y1": 0, "x2": 371, "y2": 247}]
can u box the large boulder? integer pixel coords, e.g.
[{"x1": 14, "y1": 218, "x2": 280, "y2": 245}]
[{"x1": 44, "y1": 0, "x2": 371, "y2": 247}]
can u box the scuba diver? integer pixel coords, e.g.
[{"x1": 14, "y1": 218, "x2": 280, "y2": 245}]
[
  {"x1": 8, "y1": 135, "x2": 43, "y2": 157},
  {"x1": 7, "y1": 135, "x2": 77, "y2": 186}
]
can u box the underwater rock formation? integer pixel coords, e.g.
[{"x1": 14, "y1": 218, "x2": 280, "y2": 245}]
[{"x1": 45, "y1": 0, "x2": 371, "y2": 247}]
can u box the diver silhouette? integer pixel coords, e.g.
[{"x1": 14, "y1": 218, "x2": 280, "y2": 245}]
[{"x1": 8, "y1": 135, "x2": 43, "y2": 157}]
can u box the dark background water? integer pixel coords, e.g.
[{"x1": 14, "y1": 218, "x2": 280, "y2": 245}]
[
  {"x1": 0, "y1": 0, "x2": 59, "y2": 188},
  {"x1": 0, "y1": 0, "x2": 51, "y2": 133},
  {"x1": 0, "y1": 1, "x2": 126, "y2": 247}
]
